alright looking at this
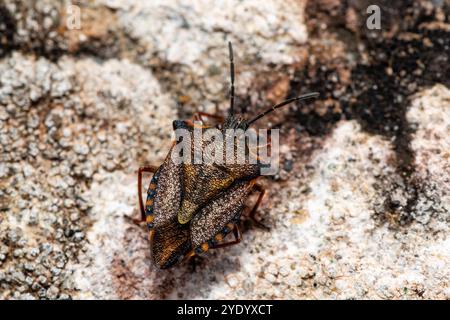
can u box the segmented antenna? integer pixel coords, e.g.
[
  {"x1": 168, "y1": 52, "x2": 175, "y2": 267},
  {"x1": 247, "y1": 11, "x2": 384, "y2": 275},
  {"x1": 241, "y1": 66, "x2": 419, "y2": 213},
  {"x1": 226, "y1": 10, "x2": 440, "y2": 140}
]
[
  {"x1": 247, "y1": 92, "x2": 319, "y2": 126},
  {"x1": 228, "y1": 41, "x2": 235, "y2": 116}
]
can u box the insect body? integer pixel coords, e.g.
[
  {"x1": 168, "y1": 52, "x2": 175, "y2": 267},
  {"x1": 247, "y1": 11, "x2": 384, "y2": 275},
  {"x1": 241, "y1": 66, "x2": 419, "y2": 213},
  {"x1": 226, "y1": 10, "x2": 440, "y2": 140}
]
[{"x1": 138, "y1": 42, "x2": 318, "y2": 269}]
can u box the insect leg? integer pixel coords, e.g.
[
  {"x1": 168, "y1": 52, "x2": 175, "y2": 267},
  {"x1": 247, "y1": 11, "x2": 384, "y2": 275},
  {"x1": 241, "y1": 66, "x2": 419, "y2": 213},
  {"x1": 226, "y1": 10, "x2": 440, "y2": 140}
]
[
  {"x1": 138, "y1": 165, "x2": 158, "y2": 222},
  {"x1": 191, "y1": 111, "x2": 224, "y2": 124},
  {"x1": 210, "y1": 225, "x2": 241, "y2": 249},
  {"x1": 247, "y1": 183, "x2": 270, "y2": 231},
  {"x1": 187, "y1": 255, "x2": 205, "y2": 273}
]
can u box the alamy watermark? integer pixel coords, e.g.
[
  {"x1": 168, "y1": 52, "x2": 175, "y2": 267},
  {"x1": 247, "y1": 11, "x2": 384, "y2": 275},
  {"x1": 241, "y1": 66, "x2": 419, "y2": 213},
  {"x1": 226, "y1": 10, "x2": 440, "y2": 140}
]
[
  {"x1": 64, "y1": 3, "x2": 381, "y2": 34},
  {"x1": 66, "y1": 3, "x2": 81, "y2": 30},
  {"x1": 367, "y1": 5, "x2": 381, "y2": 30}
]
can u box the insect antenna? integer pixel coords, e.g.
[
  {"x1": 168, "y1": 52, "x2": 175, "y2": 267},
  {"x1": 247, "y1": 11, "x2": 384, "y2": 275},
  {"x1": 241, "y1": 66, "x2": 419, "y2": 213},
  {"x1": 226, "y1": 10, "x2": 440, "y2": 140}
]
[
  {"x1": 247, "y1": 92, "x2": 319, "y2": 126},
  {"x1": 228, "y1": 41, "x2": 235, "y2": 116}
]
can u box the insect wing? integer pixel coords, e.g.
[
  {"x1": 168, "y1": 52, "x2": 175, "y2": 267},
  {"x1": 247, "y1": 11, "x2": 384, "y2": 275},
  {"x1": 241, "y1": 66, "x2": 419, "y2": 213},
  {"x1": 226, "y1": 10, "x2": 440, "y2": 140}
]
[
  {"x1": 152, "y1": 149, "x2": 183, "y2": 228},
  {"x1": 190, "y1": 180, "x2": 255, "y2": 248}
]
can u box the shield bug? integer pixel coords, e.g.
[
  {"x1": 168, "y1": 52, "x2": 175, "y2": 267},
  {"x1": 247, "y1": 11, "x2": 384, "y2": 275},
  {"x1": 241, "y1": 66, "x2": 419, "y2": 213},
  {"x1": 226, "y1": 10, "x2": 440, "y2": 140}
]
[{"x1": 138, "y1": 42, "x2": 318, "y2": 269}]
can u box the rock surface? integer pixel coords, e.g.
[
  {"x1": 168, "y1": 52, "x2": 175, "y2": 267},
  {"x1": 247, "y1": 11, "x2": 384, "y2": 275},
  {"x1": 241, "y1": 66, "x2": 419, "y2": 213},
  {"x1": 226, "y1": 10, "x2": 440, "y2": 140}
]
[{"x1": 0, "y1": 0, "x2": 449, "y2": 299}]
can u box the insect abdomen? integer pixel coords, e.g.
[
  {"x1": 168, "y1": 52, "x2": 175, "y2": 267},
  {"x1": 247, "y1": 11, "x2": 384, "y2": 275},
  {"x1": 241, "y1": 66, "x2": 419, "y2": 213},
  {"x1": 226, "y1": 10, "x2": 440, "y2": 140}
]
[
  {"x1": 152, "y1": 219, "x2": 191, "y2": 269},
  {"x1": 145, "y1": 169, "x2": 160, "y2": 230}
]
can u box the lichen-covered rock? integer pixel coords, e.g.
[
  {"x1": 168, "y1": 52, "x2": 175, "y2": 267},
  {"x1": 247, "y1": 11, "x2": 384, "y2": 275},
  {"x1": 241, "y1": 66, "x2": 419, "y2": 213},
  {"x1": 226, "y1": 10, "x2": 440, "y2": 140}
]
[
  {"x1": 1, "y1": 0, "x2": 449, "y2": 299},
  {"x1": 407, "y1": 85, "x2": 450, "y2": 228},
  {"x1": 0, "y1": 52, "x2": 175, "y2": 299},
  {"x1": 103, "y1": 0, "x2": 309, "y2": 116}
]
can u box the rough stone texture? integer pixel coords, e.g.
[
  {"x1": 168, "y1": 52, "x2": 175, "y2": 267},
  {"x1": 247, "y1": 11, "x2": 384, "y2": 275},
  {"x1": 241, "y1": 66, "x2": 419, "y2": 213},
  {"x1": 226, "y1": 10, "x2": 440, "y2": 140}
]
[
  {"x1": 0, "y1": 53, "x2": 175, "y2": 299},
  {"x1": 0, "y1": 0, "x2": 449, "y2": 299},
  {"x1": 104, "y1": 0, "x2": 309, "y2": 117},
  {"x1": 407, "y1": 85, "x2": 450, "y2": 226}
]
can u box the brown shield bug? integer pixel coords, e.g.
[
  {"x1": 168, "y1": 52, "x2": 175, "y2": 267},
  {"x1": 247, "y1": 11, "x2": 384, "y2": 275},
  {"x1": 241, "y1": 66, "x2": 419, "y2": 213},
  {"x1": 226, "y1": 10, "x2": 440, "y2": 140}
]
[{"x1": 138, "y1": 42, "x2": 318, "y2": 269}]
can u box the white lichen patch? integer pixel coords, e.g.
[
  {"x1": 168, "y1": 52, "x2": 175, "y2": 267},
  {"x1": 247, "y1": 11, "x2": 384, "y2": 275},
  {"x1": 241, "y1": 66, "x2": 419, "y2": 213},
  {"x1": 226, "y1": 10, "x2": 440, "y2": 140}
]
[
  {"x1": 72, "y1": 171, "x2": 151, "y2": 299},
  {"x1": 407, "y1": 84, "x2": 450, "y2": 228},
  {"x1": 100, "y1": 0, "x2": 308, "y2": 113},
  {"x1": 107, "y1": 0, "x2": 307, "y2": 66}
]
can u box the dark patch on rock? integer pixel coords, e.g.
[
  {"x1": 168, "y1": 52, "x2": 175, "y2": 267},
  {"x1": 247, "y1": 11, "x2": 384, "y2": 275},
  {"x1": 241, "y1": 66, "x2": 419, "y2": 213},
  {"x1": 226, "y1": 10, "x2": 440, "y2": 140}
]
[
  {"x1": 0, "y1": 1, "x2": 135, "y2": 62},
  {"x1": 0, "y1": 4, "x2": 17, "y2": 58},
  {"x1": 290, "y1": 0, "x2": 450, "y2": 227}
]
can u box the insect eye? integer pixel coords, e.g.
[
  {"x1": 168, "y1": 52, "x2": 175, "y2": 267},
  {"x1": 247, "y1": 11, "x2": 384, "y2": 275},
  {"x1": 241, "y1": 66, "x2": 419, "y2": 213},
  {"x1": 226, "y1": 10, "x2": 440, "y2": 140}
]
[
  {"x1": 195, "y1": 246, "x2": 203, "y2": 254},
  {"x1": 172, "y1": 120, "x2": 189, "y2": 130}
]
